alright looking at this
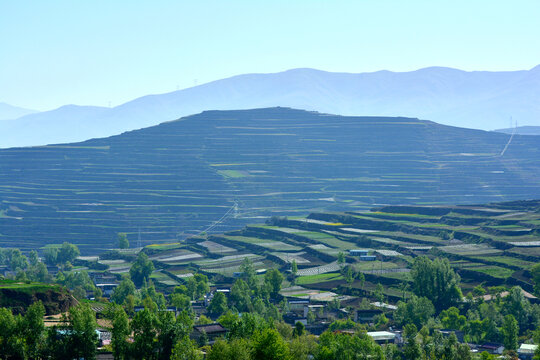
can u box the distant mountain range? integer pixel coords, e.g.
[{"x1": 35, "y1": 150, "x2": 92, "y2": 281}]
[
  {"x1": 2, "y1": 65, "x2": 540, "y2": 148},
  {"x1": 0, "y1": 102, "x2": 37, "y2": 121},
  {"x1": 495, "y1": 126, "x2": 540, "y2": 135},
  {"x1": 2, "y1": 108, "x2": 540, "y2": 253}
]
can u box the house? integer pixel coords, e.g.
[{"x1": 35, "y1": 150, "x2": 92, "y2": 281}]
[
  {"x1": 283, "y1": 312, "x2": 308, "y2": 326},
  {"x1": 304, "y1": 304, "x2": 324, "y2": 318},
  {"x1": 349, "y1": 249, "x2": 369, "y2": 256},
  {"x1": 355, "y1": 309, "x2": 383, "y2": 323},
  {"x1": 439, "y1": 329, "x2": 464, "y2": 343},
  {"x1": 518, "y1": 344, "x2": 538, "y2": 360},
  {"x1": 95, "y1": 283, "x2": 118, "y2": 297},
  {"x1": 478, "y1": 342, "x2": 504, "y2": 355},
  {"x1": 46, "y1": 265, "x2": 59, "y2": 276},
  {"x1": 359, "y1": 255, "x2": 377, "y2": 261},
  {"x1": 370, "y1": 302, "x2": 397, "y2": 311},
  {"x1": 97, "y1": 329, "x2": 112, "y2": 347},
  {"x1": 288, "y1": 299, "x2": 310, "y2": 312},
  {"x1": 367, "y1": 331, "x2": 402, "y2": 345},
  {"x1": 0, "y1": 265, "x2": 9, "y2": 277},
  {"x1": 191, "y1": 323, "x2": 228, "y2": 345}
]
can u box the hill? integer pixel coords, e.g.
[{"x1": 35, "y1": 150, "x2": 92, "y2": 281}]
[
  {"x1": 0, "y1": 279, "x2": 75, "y2": 315},
  {"x1": 1, "y1": 65, "x2": 540, "y2": 148},
  {"x1": 0, "y1": 102, "x2": 37, "y2": 121},
  {"x1": 1, "y1": 108, "x2": 540, "y2": 253},
  {"x1": 495, "y1": 126, "x2": 540, "y2": 136},
  {"x1": 98, "y1": 199, "x2": 540, "y2": 302}
]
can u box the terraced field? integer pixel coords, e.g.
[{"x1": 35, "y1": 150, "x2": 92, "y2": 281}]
[
  {"x1": 2, "y1": 108, "x2": 540, "y2": 252},
  {"x1": 88, "y1": 200, "x2": 539, "y2": 300}
]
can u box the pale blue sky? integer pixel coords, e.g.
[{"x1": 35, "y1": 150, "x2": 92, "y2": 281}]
[{"x1": 1, "y1": 0, "x2": 539, "y2": 110}]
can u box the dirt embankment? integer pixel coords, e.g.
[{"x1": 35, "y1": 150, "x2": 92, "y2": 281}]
[{"x1": 0, "y1": 288, "x2": 77, "y2": 315}]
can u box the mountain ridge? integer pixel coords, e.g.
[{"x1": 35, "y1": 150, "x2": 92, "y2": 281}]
[
  {"x1": 2, "y1": 65, "x2": 540, "y2": 148},
  {"x1": 0, "y1": 102, "x2": 38, "y2": 121}
]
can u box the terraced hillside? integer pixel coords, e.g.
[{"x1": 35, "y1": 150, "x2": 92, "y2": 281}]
[
  {"x1": 94, "y1": 200, "x2": 540, "y2": 301},
  {"x1": 2, "y1": 108, "x2": 540, "y2": 252}
]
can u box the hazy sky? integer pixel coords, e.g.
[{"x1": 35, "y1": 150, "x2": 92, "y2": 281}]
[{"x1": 1, "y1": 0, "x2": 539, "y2": 111}]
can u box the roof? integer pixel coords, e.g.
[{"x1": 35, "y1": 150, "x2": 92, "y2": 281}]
[
  {"x1": 367, "y1": 331, "x2": 397, "y2": 341},
  {"x1": 518, "y1": 344, "x2": 538, "y2": 353},
  {"x1": 474, "y1": 289, "x2": 538, "y2": 302},
  {"x1": 193, "y1": 323, "x2": 227, "y2": 334},
  {"x1": 480, "y1": 342, "x2": 504, "y2": 349},
  {"x1": 370, "y1": 302, "x2": 398, "y2": 310}
]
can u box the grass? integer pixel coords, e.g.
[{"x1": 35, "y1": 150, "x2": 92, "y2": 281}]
[
  {"x1": 146, "y1": 242, "x2": 183, "y2": 251},
  {"x1": 353, "y1": 261, "x2": 399, "y2": 271},
  {"x1": 0, "y1": 279, "x2": 62, "y2": 293},
  {"x1": 469, "y1": 256, "x2": 536, "y2": 269},
  {"x1": 296, "y1": 231, "x2": 356, "y2": 250},
  {"x1": 223, "y1": 235, "x2": 302, "y2": 251},
  {"x1": 464, "y1": 265, "x2": 514, "y2": 279},
  {"x1": 296, "y1": 272, "x2": 343, "y2": 285},
  {"x1": 217, "y1": 170, "x2": 248, "y2": 178}
]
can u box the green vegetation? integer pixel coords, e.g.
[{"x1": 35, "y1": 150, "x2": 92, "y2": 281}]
[
  {"x1": 1, "y1": 200, "x2": 540, "y2": 358},
  {"x1": 3, "y1": 108, "x2": 540, "y2": 254}
]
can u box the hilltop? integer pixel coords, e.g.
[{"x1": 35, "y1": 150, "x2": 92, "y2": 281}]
[
  {"x1": 0, "y1": 102, "x2": 37, "y2": 121},
  {"x1": 2, "y1": 65, "x2": 540, "y2": 148},
  {"x1": 2, "y1": 108, "x2": 540, "y2": 252}
]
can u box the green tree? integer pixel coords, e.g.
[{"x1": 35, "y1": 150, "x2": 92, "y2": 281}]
[
  {"x1": 208, "y1": 291, "x2": 228, "y2": 317},
  {"x1": 394, "y1": 295, "x2": 435, "y2": 329},
  {"x1": 9, "y1": 248, "x2": 28, "y2": 271},
  {"x1": 410, "y1": 256, "x2": 462, "y2": 311},
  {"x1": 28, "y1": 261, "x2": 50, "y2": 282},
  {"x1": 291, "y1": 259, "x2": 298, "y2": 276},
  {"x1": 111, "y1": 277, "x2": 137, "y2": 305},
  {"x1": 345, "y1": 265, "x2": 355, "y2": 286},
  {"x1": 402, "y1": 324, "x2": 421, "y2": 360},
  {"x1": 0, "y1": 308, "x2": 24, "y2": 359},
  {"x1": 532, "y1": 263, "x2": 540, "y2": 297},
  {"x1": 440, "y1": 307, "x2": 466, "y2": 330},
  {"x1": 503, "y1": 286, "x2": 531, "y2": 332},
  {"x1": 207, "y1": 338, "x2": 251, "y2": 360},
  {"x1": 316, "y1": 330, "x2": 384, "y2": 360},
  {"x1": 357, "y1": 272, "x2": 365, "y2": 291},
  {"x1": 171, "y1": 336, "x2": 202, "y2": 360},
  {"x1": 264, "y1": 268, "x2": 284, "y2": 300},
  {"x1": 130, "y1": 252, "x2": 155, "y2": 287},
  {"x1": 374, "y1": 283, "x2": 385, "y2": 303},
  {"x1": 170, "y1": 293, "x2": 191, "y2": 310},
  {"x1": 69, "y1": 302, "x2": 99, "y2": 360},
  {"x1": 502, "y1": 314, "x2": 518, "y2": 351},
  {"x1": 186, "y1": 273, "x2": 210, "y2": 300},
  {"x1": 252, "y1": 328, "x2": 290, "y2": 360},
  {"x1": 231, "y1": 279, "x2": 252, "y2": 312},
  {"x1": 291, "y1": 259, "x2": 298, "y2": 285},
  {"x1": 44, "y1": 247, "x2": 58, "y2": 265},
  {"x1": 23, "y1": 301, "x2": 46, "y2": 359},
  {"x1": 240, "y1": 257, "x2": 257, "y2": 288},
  {"x1": 118, "y1": 232, "x2": 130, "y2": 249},
  {"x1": 57, "y1": 242, "x2": 80, "y2": 265},
  {"x1": 289, "y1": 334, "x2": 317, "y2": 360},
  {"x1": 111, "y1": 305, "x2": 130, "y2": 360},
  {"x1": 293, "y1": 321, "x2": 305, "y2": 337},
  {"x1": 28, "y1": 250, "x2": 39, "y2": 266},
  {"x1": 131, "y1": 308, "x2": 158, "y2": 360}
]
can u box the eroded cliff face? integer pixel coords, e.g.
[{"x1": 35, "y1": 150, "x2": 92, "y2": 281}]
[{"x1": 0, "y1": 287, "x2": 77, "y2": 315}]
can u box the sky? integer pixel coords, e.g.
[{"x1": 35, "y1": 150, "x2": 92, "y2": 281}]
[{"x1": 1, "y1": 0, "x2": 539, "y2": 111}]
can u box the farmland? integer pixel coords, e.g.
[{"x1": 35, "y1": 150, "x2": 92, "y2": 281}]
[
  {"x1": 2, "y1": 108, "x2": 540, "y2": 253},
  {"x1": 88, "y1": 200, "x2": 539, "y2": 300}
]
